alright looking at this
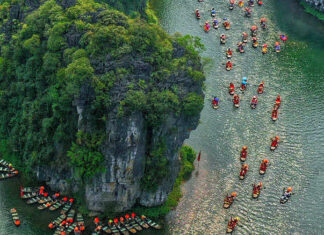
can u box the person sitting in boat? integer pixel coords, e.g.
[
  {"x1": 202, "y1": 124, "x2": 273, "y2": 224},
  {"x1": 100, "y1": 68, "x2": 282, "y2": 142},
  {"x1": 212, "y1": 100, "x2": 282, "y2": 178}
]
[
  {"x1": 237, "y1": 42, "x2": 244, "y2": 52},
  {"x1": 195, "y1": 9, "x2": 201, "y2": 19},
  {"x1": 262, "y1": 44, "x2": 268, "y2": 54},
  {"x1": 238, "y1": 0, "x2": 244, "y2": 7},
  {"x1": 229, "y1": 82, "x2": 235, "y2": 93},
  {"x1": 226, "y1": 60, "x2": 232, "y2": 70},
  {"x1": 257, "y1": 0, "x2": 263, "y2": 5},
  {"x1": 242, "y1": 32, "x2": 248, "y2": 41},
  {"x1": 221, "y1": 34, "x2": 227, "y2": 40},
  {"x1": 225, "y1": 192, "x2": 237, "y2": 203},
  {"x1": 275, "y1": 41, "x2": 281, "y2": 52},
  {"x1": 284, "y1": 187, "x2": 293, "y2": 197},
  {"x1": 245, "y1": 7, "x2": 252, "y2": 17},
  {"x1": 271, "y1": 136, "x2": 280, "y2": 147},
  {"x1": 272, "y1": 109, "x2": 278, "y2": 118},
  {"x1": 253, "y1": 182, "x2": 263, "y2": 194},
  {"x1": 251, "y1": 25, "x2": 258, "y2": 34},
  {"x1": 213, "y1": 97, "x2": 219, "y2": 106},
  {"x1": 275, "y1": 94, "x2": 281, "y2": 105},
  {"x1": 233, "y1": 94, "x2": 240, "y2": 104},
  {"x1": 240, "y1": 164, "x2": 248, "y2": 176},
  {"x1": 248, "y1": 0, "x2": 254, "y2": 6},
  {"x1": 213, "y1": 19, "x2": 219, "y2": 27},
  {"x1": 204, "y1": 21, "x2": 210, "y2": 32},
  {"x1": 251, "y1": 96, "x2": 258, "y2": 105},
  {"x1": 229, "y1": 0, "x2": 235, "y2": 8},
  {"x1": 241, "y1": 80, "x2": 247, "y2": 90},
  {"x1": 260, "y1": 159, "x2": 269, "y2": 171},
  {"x1": 258, "y1": 81, "x2": 264, "y2": 93},
  {"x1": 241, "y1": 146, "x2": 247, "y2": 158},
  {"x1": 223, "y1": 18, "x2": 230, "y2": 28},
  {"x1": 227, "y1": 48, "x2": 233, "y2": 56},
  {"x1": 260, "y1": 18, "x2": 267, "y2": 28},
  {"x1": 228, "y1": 217, "x2": 240, "y2": 230},
  {"x1": 211, "y1": 7, "x2": 216, "y2": 16}
]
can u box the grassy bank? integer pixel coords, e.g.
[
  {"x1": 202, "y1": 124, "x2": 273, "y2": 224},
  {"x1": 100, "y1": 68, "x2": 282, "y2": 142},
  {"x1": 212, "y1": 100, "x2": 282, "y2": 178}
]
[
  {"x1": 132, "y1": 145, "x2": 197, "y2": 220},
  {"x1": 299, "y1": 1, "x2": 324, "y2": 21}
]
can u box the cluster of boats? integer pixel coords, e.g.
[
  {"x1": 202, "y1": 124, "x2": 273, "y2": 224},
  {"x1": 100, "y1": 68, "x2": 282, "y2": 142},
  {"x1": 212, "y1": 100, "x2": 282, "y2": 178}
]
[
  {"x1": 0, "y1": 159, "x2": 18, "y2": 180},
  {"x1": 92, "y1": 213, "x2": 161, "y2": 235},
  {"x1": 196, "y1": 1, "x2": 293, "y2": 233}
]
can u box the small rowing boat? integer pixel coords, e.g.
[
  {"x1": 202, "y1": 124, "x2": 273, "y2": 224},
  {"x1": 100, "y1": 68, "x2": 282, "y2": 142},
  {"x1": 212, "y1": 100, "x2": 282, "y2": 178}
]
[
  {"x1": 61, "y1": 203, "x2": 72, "y2": 214},
  {"x1": 49, "y1": 214, "x2": 67, "y2": 229},
  {"x1": 10, "y1": 208, "x2": 21, "y2": 226},
  {"x1": 49, "y1": 200, "x2": 65, "y2": 211},
  {"x1": 21, "y1": 192, "x2": 37, "y2": 199}
]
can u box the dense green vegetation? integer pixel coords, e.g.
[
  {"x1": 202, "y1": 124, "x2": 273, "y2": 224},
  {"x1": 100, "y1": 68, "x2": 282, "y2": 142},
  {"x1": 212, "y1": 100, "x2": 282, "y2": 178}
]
[
  {"x1": 0, "y1": 0, "x2": 205, "y2": 190},
  {"x1": 300, "y1": 1, "x2": 324, "y2": 21},
  {"x1": 133, "y1": 145, "x2": 197, "y2": 218}
]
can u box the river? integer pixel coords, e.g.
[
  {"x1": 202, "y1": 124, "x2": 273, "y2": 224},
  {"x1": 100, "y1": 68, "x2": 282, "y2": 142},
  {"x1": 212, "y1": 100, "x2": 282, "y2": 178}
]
[
  {"x1": 1, "y1": 0, "x2": 324, "y2": 234},
  {"x1": 152, "y1": 0, "x2": 324, "y2": 234}
]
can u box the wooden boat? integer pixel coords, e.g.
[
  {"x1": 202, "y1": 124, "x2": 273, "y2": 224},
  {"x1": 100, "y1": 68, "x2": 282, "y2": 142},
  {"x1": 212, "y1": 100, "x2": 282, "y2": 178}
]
[
  {"x1": 66, "y1": 222, "x2": 77, "y2": 234},
  {"x1": 26, "y1": 196, "x2": 40, "y2": 205},
  {"x1": 54, "y1": 226, "x2": 65, "y2": 235},
  {"x1": 0, "y1": 167, "x2": 11, "y2": 172},
  {"x1": 37, "y1": 200, "x2": 54, "y2": 210},
  {"x1": 272, "y1": 116, "x2": 277, "y2": 121},
  {"x1": 234, "y1": 103, "x2": 239, "y2": 108},
  {"x1": 38, "y1": 196, "x2": 51, "y2": 204},
  {"x1": 116, "y1": 223, "x2": 129, "y2": 235},
  {"x1": 252, "y1": 188, "x2": 261, "y2": 199},
  {"x1": 49, "y1": 200, "x2": 65, "y2": 211},
  {"x1": 109, "y1": 223, "x2": 121, "y2": 235},
  {"x1": 22, "y1": 187, "x2": 39, "y2": 193},
  {"x1": 252, "y1": 41, "x2": 258, "y2": 48},
  {"x1": 226, "y1": 66, "x2": 232, "y2": 71},
  {"x1": 21, "y1": 192, "x2": 37, "y2": 199},
  {"x1": 126, "y1": 219, "x2": 142, "y2": 232},
  {"x1": 10, "y1": 208, "x2": 21, "y2": 226},
  {"x1": 223, "y1": 199, "x2": 234, "y2": 209},
  {"x1": 213, "y1": 103, "x2": 219, "y2": 109},
  {"x1": 259, "y1": 169, "x2": 265, "y2": 175},
  {"x1": 0, "y1": 172, "x2": 17, "y2": 180},
  {"x1": 49, "y1": 214, "x2": 67, "y2": 229},
  {"x1": 143, "y1": 217, "x2": 162, "y2": 230},
  {"x1": 76, "y1": 213, "x2": 84, "y2": 226},
  {"x1": 134, "y1": 217, "x2": 149, "y2": 229},
  {"x1": 67, "y1": 209, "x2": 75, "y2": 222},
  {"x1": 61, "y1": 203, "x2": 72, "y2": 214},
  {"x1": 0, "y1": 159, "x2": 10, "y2": 167},
  {"x1": 122, "y1": 221, "x2": 137, "y2": 233},
  {"x1": 262, "y1": 47, "x2": 268, "y2": 54}
]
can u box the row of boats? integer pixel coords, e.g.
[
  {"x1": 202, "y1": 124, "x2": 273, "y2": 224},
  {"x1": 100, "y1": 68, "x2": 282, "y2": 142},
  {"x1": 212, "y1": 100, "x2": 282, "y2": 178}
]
[{"x1": 0, "y1": 159, "x2": 18, "y2": 180}]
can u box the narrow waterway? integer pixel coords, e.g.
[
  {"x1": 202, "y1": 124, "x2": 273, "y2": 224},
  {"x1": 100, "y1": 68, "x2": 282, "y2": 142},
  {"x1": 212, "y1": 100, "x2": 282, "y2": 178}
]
[
  {"x1": 152, "y1": 0, "x2": 324, "y2": 234},
  {"x1": 1, "y1": 0, "x2": 324, "y2": 234}
]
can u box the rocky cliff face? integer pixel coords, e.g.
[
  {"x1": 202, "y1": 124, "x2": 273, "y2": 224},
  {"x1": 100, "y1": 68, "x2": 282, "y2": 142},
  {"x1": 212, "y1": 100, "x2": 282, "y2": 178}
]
[
  {"x1": 302, "y1": 0, "x2": 324, "y2": 12},
  {"x1": 0, "y1": 0, "x2": 204, "y2": 212}
]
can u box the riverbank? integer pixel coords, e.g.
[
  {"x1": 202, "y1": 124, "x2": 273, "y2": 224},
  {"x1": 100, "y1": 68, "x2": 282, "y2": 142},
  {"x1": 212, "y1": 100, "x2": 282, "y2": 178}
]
[{"x1": 299, "y1": 1, "x2": 324, "y2": 21}]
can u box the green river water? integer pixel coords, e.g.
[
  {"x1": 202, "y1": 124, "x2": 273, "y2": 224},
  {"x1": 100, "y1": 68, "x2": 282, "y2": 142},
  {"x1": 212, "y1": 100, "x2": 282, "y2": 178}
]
[{"x1": 1, "y1": 0, "x2": 324, "y2": 234}]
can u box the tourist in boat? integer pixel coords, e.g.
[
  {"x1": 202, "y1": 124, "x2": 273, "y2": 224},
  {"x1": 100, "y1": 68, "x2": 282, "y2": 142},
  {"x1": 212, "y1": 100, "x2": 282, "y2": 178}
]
[
  {"x1": 276, "y1": 94, "x2": 281, "y2": 106},
  {"x1": 260, "y1": 18, "x2": 267, "y2": 29},
  {"x1": 213, "y1": 18, "x2": 219, "y2": 29},
  {"x1": 226, "y1": 48, "x2": 233, "y2": 58},
  {"x1": 240, "y1": 146, "x2": 247, "y2": 161},
  {"x1": 241, "y1": 77, "x2": 247, "y2": 90},
  {"x1": 258, "y1": 81, "x2": 264, "y2": 93},
  {"x1": 272, "y1": 108, "x2": 278, "y2": 120},
  {"x1": 195, "y1": 9, "x2": 201, "y2": 19},
  {"x1": 211, "y1": 8, "x2": 216, "y2": 17},
  {"x1": 233, "y1": 94, "x2": 240, "y2": 107},
  {"x1": 212, "y1": 97, "x2": 219, "y2": 109},
  {"x1": 245, "y1": 7, "x2": 252, "y2": 17},
  {"x1": 257, "y1": 0, "x2": 263, "y2": 5},
  {"x1": 239, "y1": 164, "x2": 249, "y2": 179},
  {"x1": 226, "y1": 60, "x2": 233, "y2": 71},
  {"x1": 238, "y1": 0, "x2": 244, "y2": 7},
  {"x1": 280, "y1": 187, "x2": 293, "y2": 203},
  {"x1": 259, "y1": 159, "x2": 269, "y2": 174},
  {"x1": 229, "y1": 82, "x2": 235, "y2": 95},
  {"x1": 224, "y1": 192, "x2": 237, "y2": 208},
  {"x1": 252, "y1": 37, "x2": 258, "y2": 48},
  {"x1": 237, "y1": 42, "x2": 245, "y2": 53},
  {"x1": 262, "y1": 44, "x2": 268, "y2": 54},
  {"x1": 242, "y1": 32, "x2": 248, "y2": 44},
  {"x1": 223, "y1": 18, "x2": 231, "y2": 30},
  {"x1": 271, "y1": 136, "x2": 280, "y2": 150},
  {"x1": 229, "y1": 0, "x2": 235, "y2": 9},
  {"x1": 251, "y1": 25, "x2": 258, "y2": 36},
  {"x1": 252, "y1": 182, "x2": 263, "y2": 198},
  {"x1": 227, "y1": 217, "x2": 240, "y2": 233},
  {"x1": 220, "y1": 34, "x2": 227, "y2": 44},
  {"x1": 275, "y1": 41, "x2": 281, "y2": 52},
  {"x1": 248, "y1": 0, "x2": 255, "y2": 6},
  {"x1": 251, "y1": 96, "x2": 258, "y2": 108},
  {"x1": 204, "y1": 21, "x2": 210, "y2": 32}
]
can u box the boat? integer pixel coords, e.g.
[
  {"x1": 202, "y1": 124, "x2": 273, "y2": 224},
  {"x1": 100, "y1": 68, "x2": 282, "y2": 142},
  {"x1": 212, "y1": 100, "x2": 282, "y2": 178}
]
[
  {"x1": 49, "y1": 214, "x2": 67, "y2": 229},
  {"x1": 0, "y1": 159, "x2": 10, "y2": 167},
  {"x1": 0, "y1": 167, "x2": 11, "y2": 172},
  {"x1": 21, "y1": 192, "x2": 37, "y2": 199},
  {"x1": 0, "y1": 173, "x2": 16, "y2": 180},
  {"x1": 38, "y1": 196, "x2": 51, "y2": 204},
  {"x1": 225, "y1": 25, "x2": 230, "y2": 30},
  {"x1": 49, "y1": 200, "x2": 65, "y2": 211},
  {"x1": 252, "y1": 41, "x2": 258, "y2": 48},
  {"x1": 252, "y1": 185, "x2": 262, "y2": 199},
  {"x1": 38, "y1": 200, "x2": 54, "y2": 210},
  {"x1": 280, "y1": 188, "x2": 293, "y2": 204},
  {"x1": 220, "y1": 38, "x2": 226, "y2": 44},
  {"x1": 115, "y1": 223, "x2": 130, "y2": 235},
  {"x1": 66, "y1": 222, "x2": 77, "y2": 234},
  {"x1": 10, "y1": 208, "x2": 21, "y2": 226},
  {"x1": 226, "y1": 217, "x2": 239, "y2": 233},
  {"x1": 122, "y1": 221, "x2": 137, "y2": 234},
  {"x1": 223, "y1": 198, "x2": 234, "y2": 209},
  {"x1": 26, "y1": 196, "x2": 40, "y2": 205},
  {"x1": 234, "y1": 103, "x2": 239, "y2": 108},
  {"x1": 239, "y1": 165, "x2": 248, "y2": 180},
  {"x1": 272, "y1": 115, "x2": 277, "y2": 121},
  {"x1": 21, "y1": 187, "x2": 39, "y2": 193},
  {"x1": 61, "y1": 203, "x2": 72, "y2": 214},
  {"x1": 251, "y1": 103, "x2": 257, "y2": 109},
  {"x1": 67, "y1": 209, "x2": 75, "y2": 222},
  {"x1": 262, "y1": 47, "x2": 268, "y2": 54},
  {"x1": 212, "y1": 103, "x2": 219, "y2": 109},
  {"x1": 134, "y1": 217, "x2": 149, "y2": 229},
  {"x1": 143, "y1": 217, "x2": 162, "y2": 230},
  {"x1": 126, "y1": 219, "x2": 142, "y2": 232}
]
